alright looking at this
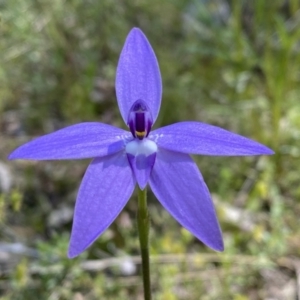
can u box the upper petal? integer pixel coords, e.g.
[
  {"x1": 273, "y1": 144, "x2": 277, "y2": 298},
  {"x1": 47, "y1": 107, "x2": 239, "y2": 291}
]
[
  {"x1": 149, "y1": 149, "x2": 223, "y2": 252},
  {"x1": 9, "y1": 122, "x2": 130, "y2": 160},
  {"x1": 151, "y1": 121, "x2": 274, "y2": 156},
  {"x1": 68, "y1": 152, "x2": 135, "y2": 258},
  {"x1": 116, "y1": 28, "x2": 162, "y2": 124}
]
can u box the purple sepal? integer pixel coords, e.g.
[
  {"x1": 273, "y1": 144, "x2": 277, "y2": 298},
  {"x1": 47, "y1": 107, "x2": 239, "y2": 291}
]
[
  {"x1": 68, "y1": 152, "x2": 135, "y2": 258},
  {"x1": 149, "y1": 149, "x2": 224, "y2": 252},
  {"x1": 127, "y1": 153, "x2": 156, "y2": 190},
  {"x1": 116, "y1": 28, "x2": 162, "y2": 124},
  {"x1": 151, "y1": 121, "x2": 274, "y2": 156},
  {"x1": 8, "y1": 123, "x2": 130, "y2": 160}
]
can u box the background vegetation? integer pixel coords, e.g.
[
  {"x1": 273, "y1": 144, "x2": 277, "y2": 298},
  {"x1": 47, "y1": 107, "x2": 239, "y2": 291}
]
[{"x1": 1, "y1": 0, "x2": 300, "y2": 299}]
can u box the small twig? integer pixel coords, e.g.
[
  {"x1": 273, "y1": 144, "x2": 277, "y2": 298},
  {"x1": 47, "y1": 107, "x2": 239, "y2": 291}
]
[
  {"x1": 235, "y1": 165, "x2": 259, "y2": 206},
  {"x1": 276, "y1": 256, "x2": 300, "y2": 298},
  {"x1": 291, "y1": 258, "x2": 300, "y2": 298}
]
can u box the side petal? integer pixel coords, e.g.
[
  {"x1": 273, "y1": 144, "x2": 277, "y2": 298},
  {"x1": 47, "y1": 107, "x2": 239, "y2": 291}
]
[
  {"x1": 68, "y1": 152, "x2": 135, "y2": 258},
  {"x1": 149, "y1": 149, "x2": 224, "y2": 251},
  {"x1": 116, "y1": 28, "x2": 162, "y2": 124},
  {"x1": 9, "y1": 123, "x2": 131, "y2": 160},
  {"x1": 151, "y1": 122, "x2": 274, "y2": 156}
]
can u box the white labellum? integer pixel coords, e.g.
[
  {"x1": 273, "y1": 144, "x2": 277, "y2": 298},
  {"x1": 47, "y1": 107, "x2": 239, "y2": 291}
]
[{"x1": 125, "y1": 139, "x2": 158, "y2": 156}]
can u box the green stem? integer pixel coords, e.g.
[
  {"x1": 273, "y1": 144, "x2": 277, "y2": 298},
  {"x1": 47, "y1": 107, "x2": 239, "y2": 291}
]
[{"x1": 137, "y1": 187, "x2": 151, "y2": 300}]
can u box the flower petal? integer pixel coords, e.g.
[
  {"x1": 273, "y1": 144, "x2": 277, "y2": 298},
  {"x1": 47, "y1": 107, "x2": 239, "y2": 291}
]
[
  {"x1": 149, "y1": 149, "x2": 224, "y2": 251},
  {"x1": 127, "y1": 153, "x2": 156, "y2": 190},
  {"x1": 151, "y1": 121, "x2": 274, "y2": 156},
  {"x1": 68, "y1": 152, "x2": 135, "y2": 258},
  {"x1": 116, "y1": 28, "x2": 162, "y2": 124},
  {"x1": 9, "y1": 123, "x2": 130, "y2": 160},
  {"x1": 125, "y1": 138, "x2": 158, "y2": 190}
]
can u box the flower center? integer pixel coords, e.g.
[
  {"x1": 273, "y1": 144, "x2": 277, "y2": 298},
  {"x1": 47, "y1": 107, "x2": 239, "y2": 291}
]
[
  {"x1": 127, "y1": 100, "x2": 153, "y2": 140},
  {"x1": 125, "y1": 139, "x2": 158, "y2": 157}
]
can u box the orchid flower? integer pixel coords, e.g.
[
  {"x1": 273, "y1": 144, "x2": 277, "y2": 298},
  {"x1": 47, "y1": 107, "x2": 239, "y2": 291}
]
[{"x1": 9, "y1": 28, "x2": 273, "y2": 258}]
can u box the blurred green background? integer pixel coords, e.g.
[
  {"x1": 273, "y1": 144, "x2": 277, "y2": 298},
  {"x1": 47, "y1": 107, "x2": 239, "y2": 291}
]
[{"x1": 1, "y1": 0, "x2": 300, "y2": 299}]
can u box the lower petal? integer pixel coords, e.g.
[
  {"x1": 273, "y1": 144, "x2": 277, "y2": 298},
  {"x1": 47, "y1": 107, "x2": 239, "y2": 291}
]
[
  {"x1": 149, "y1": 149, "x2": 224, "y2": 251},
  {"x1": 127, "y1": 153, "x2": 156, "y2": 190},
  {"x1": 68, "y1": 151, "x2": 135, "y2": 258},
  {"x1": 125, "y1": 138, "x2": 158, "y2": 190}
]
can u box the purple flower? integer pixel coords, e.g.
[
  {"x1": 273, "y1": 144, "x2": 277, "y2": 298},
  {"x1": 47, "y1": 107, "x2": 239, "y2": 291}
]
[{"x1": 9, "y1": 28, "x2": 273, "y2": 258}]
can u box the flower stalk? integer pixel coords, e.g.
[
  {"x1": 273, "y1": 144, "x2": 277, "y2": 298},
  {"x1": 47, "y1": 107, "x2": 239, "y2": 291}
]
[{"x1": 137, "y1": 187, "x2": 152, "y2": 300}]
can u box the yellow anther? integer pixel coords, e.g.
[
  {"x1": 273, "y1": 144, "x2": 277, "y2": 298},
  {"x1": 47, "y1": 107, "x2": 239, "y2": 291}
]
[{"x1": 136, "y1": 131, "x2": 146, "y2": 137}]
